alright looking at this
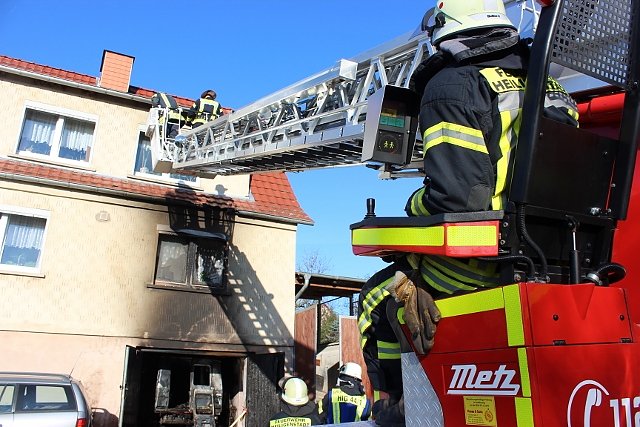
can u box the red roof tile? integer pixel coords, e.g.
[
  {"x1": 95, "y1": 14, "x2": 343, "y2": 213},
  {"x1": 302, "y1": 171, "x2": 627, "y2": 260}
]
[
  {"x1": 0, "y1": 54, "x2": 305, "y2": 221},
  {"x1": 0, "y1": 54, "x2": 219, "y2": 110},
  {"x1": 0, "y1": 158, "x2": 312, "y2": 224}
]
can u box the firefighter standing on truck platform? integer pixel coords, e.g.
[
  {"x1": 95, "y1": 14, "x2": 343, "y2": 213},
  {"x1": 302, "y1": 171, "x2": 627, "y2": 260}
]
[
  {"x1": 357, "y1": 0, "x2": 580, "y2": 425},
  {"x1": 318, "y1": 362, "x2": 371, "y2": 424},
  {"x1": 269, "y1": 377, "x2": 322, "y2": 426},
  {"x1": 187, "y1": 89, "x2": 223, "y2": 128}
]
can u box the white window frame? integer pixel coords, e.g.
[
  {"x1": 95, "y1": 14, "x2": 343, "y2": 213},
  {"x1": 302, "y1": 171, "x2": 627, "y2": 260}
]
[
  {"x1": 132, "y1": 128, "x2": 199, "y2": 186},
  {"x1": 16, "y1": 101, "x2": 98, "y2": 165},
  {"x1": 0, "y1": 205, "x2": 50, "y2": 275}
]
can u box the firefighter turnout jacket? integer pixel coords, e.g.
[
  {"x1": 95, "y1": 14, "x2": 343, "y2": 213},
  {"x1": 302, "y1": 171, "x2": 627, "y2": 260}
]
[
  {"x1": 405, "y1": 32, "x2": 578, "y2": 296},
  {"x1": 188, "y1": 97, "x2": 223, "y2": 127},
  {"x1": 358, "y1": 29, "x2": 579, "y2": 398},
  {"x1": 319, "y1": 383, "x2": 371, "y2": 423},
  {"x1": 151, "y1": 92, "x2": 183, "y2": 124},
  {"x1": 269, "y1": 401, "x2": 323, "y2": 426}
]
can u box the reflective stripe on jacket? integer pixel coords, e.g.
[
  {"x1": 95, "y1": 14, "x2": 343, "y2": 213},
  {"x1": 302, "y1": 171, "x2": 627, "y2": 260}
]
[
  {"x1": 320, "y1": 388, "x2": 370, "y2": 423},
  {"x1": 269, "y1": 416, "x2": 312, "y2": 426}
]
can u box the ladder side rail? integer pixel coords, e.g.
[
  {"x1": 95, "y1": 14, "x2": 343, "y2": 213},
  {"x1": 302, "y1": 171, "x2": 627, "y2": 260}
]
[{"x1": 508, "y1": 0, "x2": 562, "y2": 205}]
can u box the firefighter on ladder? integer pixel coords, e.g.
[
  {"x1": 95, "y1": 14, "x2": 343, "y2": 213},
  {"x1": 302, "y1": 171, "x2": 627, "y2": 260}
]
[
  {"x1": 358, "y1": 0, "x2": 579, "y2": 425},
  {"x1": 187, "y1": 89, "x2": 224, "y2": 128},
  {"x1": 151, "y1": 92, "x2": 184, "y2": 139},
  {"x1": 318, "y1": 362, "x2": 371, "y2": 423}
]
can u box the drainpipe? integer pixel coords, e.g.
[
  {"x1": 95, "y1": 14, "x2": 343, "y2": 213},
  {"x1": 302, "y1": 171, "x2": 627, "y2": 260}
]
[{"x1": 295, "y1": 273, "x2": 312, "y2": 301}]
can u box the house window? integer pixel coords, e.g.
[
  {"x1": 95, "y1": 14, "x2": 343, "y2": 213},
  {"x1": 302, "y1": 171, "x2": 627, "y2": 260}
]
[
  {"x1": 154, "y1": 232, "x2": 227, "y2": 292},
  {"x1": 0, "y1": 210, "x2": 48, "y2": 271},
  {"x1": 17, "y1": 107, "x2": 95, "y2": 163},
  {"x1": 134, "y1": 133, "x2": 196, "y2": 183}
]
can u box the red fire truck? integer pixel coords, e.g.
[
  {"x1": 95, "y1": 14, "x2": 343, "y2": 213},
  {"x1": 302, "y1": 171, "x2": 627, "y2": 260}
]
[
  {"x1": 150, "y1": 0, "x2": 639, "y2": 424},
  {"x1": 349, "y1": 0, "x2": 640, "y2": 425}
]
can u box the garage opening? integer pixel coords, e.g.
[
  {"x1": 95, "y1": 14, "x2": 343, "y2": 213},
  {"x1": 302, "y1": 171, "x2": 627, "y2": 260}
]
[
  {"x1": 120, "y1": 347, "x2": 243, "y2": 427},
  {"x1": 119, "y1": 347, "x2": 284, "y2": 427}
]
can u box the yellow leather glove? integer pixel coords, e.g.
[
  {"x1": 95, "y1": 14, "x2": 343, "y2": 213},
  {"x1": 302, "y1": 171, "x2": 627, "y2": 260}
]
[{"x1": 390, "y1": 270, "x2": 441, "y2": 355}]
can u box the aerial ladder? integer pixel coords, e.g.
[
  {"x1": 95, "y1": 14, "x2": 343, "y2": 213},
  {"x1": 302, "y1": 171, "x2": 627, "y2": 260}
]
[
  {"x1": 147, "y1": 1, "x2": 577, "y2": 179},
  {"x1": 147, "y1": 0, "x2": 640, "y2": 425}
]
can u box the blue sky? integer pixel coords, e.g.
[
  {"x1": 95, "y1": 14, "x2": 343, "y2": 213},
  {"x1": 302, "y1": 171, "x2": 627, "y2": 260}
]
[{"x1": 0, "y1": 0, "x2": 427, "y2": 280}]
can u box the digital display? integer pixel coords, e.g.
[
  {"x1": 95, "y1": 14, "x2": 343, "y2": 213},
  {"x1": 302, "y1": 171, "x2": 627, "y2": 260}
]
[{"x1": 379, "y1": 109, "x2": 406, "y2": 128}]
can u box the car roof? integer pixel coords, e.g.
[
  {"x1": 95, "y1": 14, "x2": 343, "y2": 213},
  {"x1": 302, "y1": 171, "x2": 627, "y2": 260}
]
[{"x1": 0, "y1": 372, "x2": 76, "y2": 384}]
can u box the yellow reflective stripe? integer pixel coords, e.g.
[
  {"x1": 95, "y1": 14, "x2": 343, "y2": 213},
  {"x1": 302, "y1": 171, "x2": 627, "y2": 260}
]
[
  {"x1": 518, "y1": 348, "x2": 531, "y2": 397},
  {"x1": 331, "y1": 389, "x2": 368, "y2": 420},
  {"x1": 409, "y1": 187, "x2": 431, "y2": 216},
  {"x1": 435, "y1": 286, "x2": 526, "y2": 349},
  {"x1": 568, "y1": 107, "x2": 579, "y2": 121},
  {"x1": 360, "y1": 335, "x2": 367, "y2": 349},
  {"x1": 447, "y1": 225, "x2": 497, "y2": 247},
  {"x1": 423, "y1": 122, "x2": 489, "y2": 154},
  {"x1": 515, "y1": 397, "x2": 534, "y2": 427},
  {"x1": 373, "y1": 390, "x2": 381, "y2": 401},
  {"x1": 378, "y1": 339, "x2": 401, "y2": 359},
  {"x1": 420, "y1": 259, "x2": 479, "y2": 292},
  {"x1": 378, "y1": 340, "x2": 400, "y2": 349},
  {"x1": 396, "y1": 307, "x2": 405, "y2": 325},
  {"x1": 358, "y1": 278, "x2": 393, "y2": 338},
  {"x1": 435, "y1": 287, "x2": 505, "y2": 318},
  {"x1": 352, "y1": 226, "x2": 445, "y2": 247},
  {"x1": 493, "y1": 109, "x2": 517, "y2": 210},
  {"x1": 504, "y1": 284, "x2": 525, "y2": 347},
  {"x1": 421, "y1": 274, "x2": 455, "y2": 294},
  {"x1": 422, "y1": 256, "x2": 499, "y2": 287}
]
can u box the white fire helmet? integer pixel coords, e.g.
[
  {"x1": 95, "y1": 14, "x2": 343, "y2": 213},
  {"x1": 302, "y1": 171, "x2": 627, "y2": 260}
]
[
  {"x1": 281, "y1": 377, "x2": 309, "y2": 406},
  {"x1": 428, "y1": 0, "x2": 516, "y2": 45},
  {"x1": 339, "y1": 362, "x2": 363, "y2": 381}
]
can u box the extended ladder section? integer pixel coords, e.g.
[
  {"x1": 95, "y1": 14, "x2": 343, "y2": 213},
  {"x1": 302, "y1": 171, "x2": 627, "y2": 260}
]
[
  {"x1": 149, "y1": 32, "x2": 433, "y2": 177},
  {"x1": 148, "y1": 0, "x2": 597, "y2": 178}
]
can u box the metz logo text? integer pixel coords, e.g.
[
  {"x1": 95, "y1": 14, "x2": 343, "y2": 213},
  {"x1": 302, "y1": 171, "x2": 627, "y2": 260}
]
[{"x1": 448, "y1": 364, "x2": 521, "y2": 396}]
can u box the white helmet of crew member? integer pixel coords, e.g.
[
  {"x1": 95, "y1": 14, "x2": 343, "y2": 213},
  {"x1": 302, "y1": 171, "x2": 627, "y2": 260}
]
[
  {"x1": 426, "y1": 0, "x2": 516, "y2": 45},
  {"x1": 337, "y1": 362, "x2": 363, "y2": 385},
  {"x1": 281, "y1": 377, "x2": 309, "y2": 406}
]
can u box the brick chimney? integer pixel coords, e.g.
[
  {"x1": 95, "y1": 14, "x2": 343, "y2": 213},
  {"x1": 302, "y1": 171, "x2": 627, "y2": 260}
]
[{"x1": 99, "y1": 50, "x2": 135, "y2": 92}]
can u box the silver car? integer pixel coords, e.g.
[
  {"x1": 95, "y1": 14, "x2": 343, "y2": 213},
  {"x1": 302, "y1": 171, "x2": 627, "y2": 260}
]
[{"x1": 0, "y1": 372, "x2": 92, "y2": 427}]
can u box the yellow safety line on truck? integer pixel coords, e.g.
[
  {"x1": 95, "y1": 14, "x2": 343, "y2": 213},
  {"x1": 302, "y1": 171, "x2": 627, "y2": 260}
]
[
  {"x1": 352, "y1": 227, "x2": 445, "y2": 246},
  {"x1": 447, "y1": 225, "x2": 497, "y2": 246}
]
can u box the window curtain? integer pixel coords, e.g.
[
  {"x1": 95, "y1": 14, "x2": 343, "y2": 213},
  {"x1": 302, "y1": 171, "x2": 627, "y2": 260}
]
[
  {"x1": 18, "y1": 110, "x2": 56, "y2": 153},
  {"x1": 4, "y1": 215, "x2": 46, "y2": 249},
  {"x1": 60, "y1": 118, "x2": 94, "y2": 161}
]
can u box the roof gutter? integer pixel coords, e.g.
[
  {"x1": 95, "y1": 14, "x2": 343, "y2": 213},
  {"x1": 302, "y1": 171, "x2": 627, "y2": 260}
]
[
  {"x1": 0, "y1": 65, "x2": 151, "y2": 105},
  {"x1": 236, "y1": 209, "x2": 313, "y2": 226},
  {"x1": 0, "y1": 171, "x2": 311, "y2": 225}
]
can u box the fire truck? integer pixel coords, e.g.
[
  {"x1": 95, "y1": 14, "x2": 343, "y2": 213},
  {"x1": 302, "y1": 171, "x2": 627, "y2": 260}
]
[{"x1": 147, "y1": 0, "x2": 640, "y2": 425}]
